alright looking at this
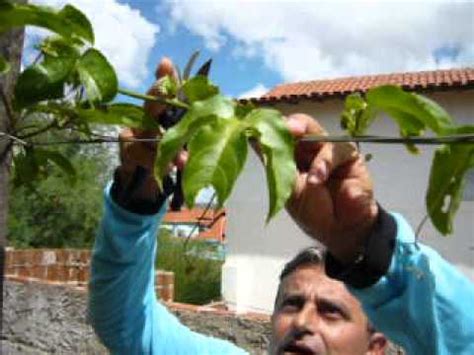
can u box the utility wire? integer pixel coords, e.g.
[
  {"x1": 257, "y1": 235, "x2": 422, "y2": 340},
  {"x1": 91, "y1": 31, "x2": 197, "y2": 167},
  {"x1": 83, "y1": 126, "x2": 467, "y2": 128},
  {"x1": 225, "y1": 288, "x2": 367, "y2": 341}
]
[{"x1": 1, "y1": 131, "x2": 473, "y2": 146}]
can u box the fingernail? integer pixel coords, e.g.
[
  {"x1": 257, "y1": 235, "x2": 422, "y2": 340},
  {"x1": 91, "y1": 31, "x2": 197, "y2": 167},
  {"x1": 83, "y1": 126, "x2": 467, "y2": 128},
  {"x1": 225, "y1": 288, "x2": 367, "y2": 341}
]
[{"x1": 308, "y1": 161, "x2": 328, "y2": 185}]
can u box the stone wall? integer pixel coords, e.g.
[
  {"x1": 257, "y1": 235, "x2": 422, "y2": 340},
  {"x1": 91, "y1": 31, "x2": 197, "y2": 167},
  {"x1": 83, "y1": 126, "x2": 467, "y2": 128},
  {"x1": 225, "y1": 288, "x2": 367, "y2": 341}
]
[{"x1": 2, "y1": 281, "x2": 108, "y2": 354}]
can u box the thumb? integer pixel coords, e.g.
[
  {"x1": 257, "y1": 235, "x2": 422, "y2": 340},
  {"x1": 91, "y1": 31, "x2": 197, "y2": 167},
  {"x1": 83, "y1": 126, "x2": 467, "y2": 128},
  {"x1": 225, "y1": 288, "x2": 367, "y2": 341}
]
[{"x1": 141, "y1": 57, "x2": 177, "y2": 136}]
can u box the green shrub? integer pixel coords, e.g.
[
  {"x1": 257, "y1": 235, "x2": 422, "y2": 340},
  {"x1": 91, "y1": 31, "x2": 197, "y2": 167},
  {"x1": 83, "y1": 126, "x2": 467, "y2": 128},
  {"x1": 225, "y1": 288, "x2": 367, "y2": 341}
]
[
  {"x1": 7, "y1": 139, "x2": 113, "y2": 249},
  {"x1": 156, "y1": 228, "x2": 223, "y2": 305}
]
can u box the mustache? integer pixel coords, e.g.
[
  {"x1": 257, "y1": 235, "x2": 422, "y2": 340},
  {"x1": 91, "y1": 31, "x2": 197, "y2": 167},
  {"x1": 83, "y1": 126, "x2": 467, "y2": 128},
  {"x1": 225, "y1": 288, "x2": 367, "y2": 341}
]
[{"x1": 275, "y1": 328, "x2": 316, "y2": 354}]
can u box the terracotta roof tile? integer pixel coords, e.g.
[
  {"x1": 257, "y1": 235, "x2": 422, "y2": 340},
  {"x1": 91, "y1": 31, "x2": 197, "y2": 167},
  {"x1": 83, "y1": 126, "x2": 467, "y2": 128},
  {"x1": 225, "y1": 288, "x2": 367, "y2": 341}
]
[
  {"x1": 246, "y1": 68, "x2": 474, "y2": 104},
  {"x1": 163, "y1": 208, "x2": 227, "y2": 243}
]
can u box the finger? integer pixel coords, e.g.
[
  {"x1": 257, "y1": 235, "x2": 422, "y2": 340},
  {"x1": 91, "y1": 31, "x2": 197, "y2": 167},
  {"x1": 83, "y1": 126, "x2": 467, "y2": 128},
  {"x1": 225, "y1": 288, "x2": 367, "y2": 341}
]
[
  {"x1": 286, "y1": 114, "x2": 325, "y2": 172},
  {"x1": 143, "y1": 57, "x2": 177, "y2": 130},
  {"x1": 173, "y1": 150, "x2": 188, "y2": 171},
  {"x1": 306, "y1": 142, "x2": 359, "y2": 185},
  {"x1": 328, "y1": 175, "x2": 378, "y2": 249},
  {"x1": 155, "y1": 56, "x2": 177, "y2": 79},
  {"x1": 119, "y1": 128, "x2": 156, "y2": 170},
  {"x1": 286, "y1": 113, "x2": 328, "y2": 174},
  {"x1": 286, "y1": 113, "x2": 327, "y2": 138},
  {"x1": 287, "y1": 171, "x2": 334, "y2": 240},
  {"x1": 306, "y1": 142, "x2": 333, "y2": 185}
]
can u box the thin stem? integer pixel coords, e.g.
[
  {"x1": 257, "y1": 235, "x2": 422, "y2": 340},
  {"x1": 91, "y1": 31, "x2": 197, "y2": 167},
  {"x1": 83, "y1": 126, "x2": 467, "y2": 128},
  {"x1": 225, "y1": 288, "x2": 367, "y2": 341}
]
[
  {"x1": 183, "y1": 192, "x2": 217, "y2": 251},
  {"x1": 415, "y1": 214, "x2": 429, "y2": 248},
  {"x1": 32, "y1": 52, "x2": 42, "y2": 66},
  {"x1": 182, "y1": 192, "x2": 217, "y2": 271},
  {"x1": 118, "y1": 88, "x2": 189, "y2": 110}
]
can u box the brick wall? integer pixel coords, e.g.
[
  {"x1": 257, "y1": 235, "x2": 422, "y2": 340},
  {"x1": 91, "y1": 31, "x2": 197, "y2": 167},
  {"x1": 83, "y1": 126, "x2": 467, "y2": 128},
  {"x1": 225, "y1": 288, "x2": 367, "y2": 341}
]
[
  {"x1": 155, "y1": 270, "x2": 174, "y2": 302},
  {"x1": 4, "y1": 248, "x2": 174, "y2": 301}
]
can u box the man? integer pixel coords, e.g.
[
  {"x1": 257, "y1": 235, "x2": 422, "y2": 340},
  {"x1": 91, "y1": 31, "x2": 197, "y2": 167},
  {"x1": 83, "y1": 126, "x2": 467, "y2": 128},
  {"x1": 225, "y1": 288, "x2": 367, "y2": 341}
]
[
  {"x1": 89, "y1": 58, "x2": 474, "y2": 354},
  {"x1": 271, "y1": 247, "x2": 387, "y2": 354}
]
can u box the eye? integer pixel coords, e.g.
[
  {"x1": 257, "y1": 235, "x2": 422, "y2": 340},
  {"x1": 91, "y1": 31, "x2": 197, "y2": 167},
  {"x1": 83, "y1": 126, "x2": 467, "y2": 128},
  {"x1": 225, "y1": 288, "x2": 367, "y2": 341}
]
[
  {"x1": 280, "y1": 296, "x2": 304, "y2": 312},
  {"x1": 318, "y1": 301, "x2": 345, "y2": 320}
]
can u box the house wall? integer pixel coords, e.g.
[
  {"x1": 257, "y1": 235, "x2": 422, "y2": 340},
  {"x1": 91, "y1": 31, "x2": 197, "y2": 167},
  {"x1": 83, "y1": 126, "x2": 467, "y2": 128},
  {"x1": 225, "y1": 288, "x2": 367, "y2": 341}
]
[{"x1": 222, "y1": 89, "x2": 474, "y2": 314}]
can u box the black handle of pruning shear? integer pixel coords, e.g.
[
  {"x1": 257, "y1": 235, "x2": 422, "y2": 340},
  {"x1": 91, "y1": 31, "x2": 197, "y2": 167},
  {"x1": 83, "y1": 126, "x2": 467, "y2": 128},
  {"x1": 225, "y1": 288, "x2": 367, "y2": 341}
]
[{"x1": 160, "y1": 59, "x2": 212, "y2": 211}]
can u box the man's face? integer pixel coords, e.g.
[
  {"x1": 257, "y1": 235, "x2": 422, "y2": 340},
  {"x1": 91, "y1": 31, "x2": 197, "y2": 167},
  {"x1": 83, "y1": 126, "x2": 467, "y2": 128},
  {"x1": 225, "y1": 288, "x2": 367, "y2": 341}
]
[{"x1": 271, "y1": 265, "x2": 385, "y2": 355}]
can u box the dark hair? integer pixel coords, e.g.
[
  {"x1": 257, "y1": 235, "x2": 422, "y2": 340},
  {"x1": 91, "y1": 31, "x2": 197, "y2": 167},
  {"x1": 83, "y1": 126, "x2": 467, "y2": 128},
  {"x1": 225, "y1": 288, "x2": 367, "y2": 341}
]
[{"x1": 279, "y1": 247, "x2": 325, "y2": 281}]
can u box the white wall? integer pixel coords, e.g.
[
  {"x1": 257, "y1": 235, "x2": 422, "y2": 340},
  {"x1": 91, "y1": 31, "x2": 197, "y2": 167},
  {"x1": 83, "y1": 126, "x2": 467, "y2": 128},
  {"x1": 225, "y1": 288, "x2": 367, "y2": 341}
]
[{"x1": 223, "y1": 89, "x2": 474, "y2": 314}]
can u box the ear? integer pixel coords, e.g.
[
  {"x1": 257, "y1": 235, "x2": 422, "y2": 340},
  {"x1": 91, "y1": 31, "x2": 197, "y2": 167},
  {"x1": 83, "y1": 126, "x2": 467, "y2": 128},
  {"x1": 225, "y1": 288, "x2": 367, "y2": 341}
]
[{"x1": 366, "y1": 332, "x2": 387, "y2": 355}]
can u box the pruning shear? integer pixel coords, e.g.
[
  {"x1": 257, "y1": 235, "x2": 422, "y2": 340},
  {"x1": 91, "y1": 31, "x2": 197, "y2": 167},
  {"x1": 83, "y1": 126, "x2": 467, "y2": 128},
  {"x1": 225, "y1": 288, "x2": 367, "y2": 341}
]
[{"x1": 159, "y1": 58, "x2": 213, "y2": 211}]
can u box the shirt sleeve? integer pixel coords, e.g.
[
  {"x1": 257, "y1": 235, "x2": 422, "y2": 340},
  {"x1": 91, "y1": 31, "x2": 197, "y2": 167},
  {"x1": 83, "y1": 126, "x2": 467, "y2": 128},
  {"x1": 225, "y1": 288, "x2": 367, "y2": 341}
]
[
  {"x1": 349, "y1": 213, "x2": 474, "y2": 354},
  {"x1": 88, "y1": 183, "x2": 247, "y2": 355}
]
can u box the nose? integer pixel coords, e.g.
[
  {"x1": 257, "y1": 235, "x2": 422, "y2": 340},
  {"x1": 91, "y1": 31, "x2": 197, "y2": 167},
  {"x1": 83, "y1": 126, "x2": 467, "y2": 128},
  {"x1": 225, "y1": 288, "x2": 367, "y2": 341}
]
[{"x1": 293, "y1": 304, "x2": 318, "y2": 334}]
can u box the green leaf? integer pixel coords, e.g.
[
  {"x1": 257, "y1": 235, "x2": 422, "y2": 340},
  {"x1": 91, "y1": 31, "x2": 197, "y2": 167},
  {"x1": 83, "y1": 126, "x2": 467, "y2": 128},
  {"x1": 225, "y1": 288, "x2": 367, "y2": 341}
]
[
  {"x1": 15, "y1": 62, "x2": 68, "y2": 108},
  {"x1": 35, "y1": 149, "x2": 77, "y2": 184},
  {"x1": 58, "y1": 4, "x2": 94, "y2": 44},
  {"x1": 76, "y1": 49, "x2": 118, "y2": 103},
  {"x1": 235, "y1": 102, "x2": 255, "y2": 119},
  {"x1": 183, "y1": 118, "x2": 248, "y2": 207},
  {"x1": 426, "y1": 144, "x2": 474, "y2": 235},
  {"x1": 0, "y1": 55, "x2": 11, "y2": 75},
  {"x1": 183, "y1": 50, "x2": 200, "y2": 80},
  {"x1": 156, "y1": 75, "x2": 178, "y2": 97},
  {"x1": 367, "y1": 85, "x2": 454, "y2": 135},
  {"x1": 340, "y1": 93, "x2": 376, "y2": 136},
  {"x1": 39, "y1": 36, "x2": 82, "y2": 58},
  {"x1": 245, "y1": 108, "x2": 297, "y2": 221},
  {"x1": 78, "y1": 103, "x2": 159, "y2": 129},
  {"x1": 12, "y1": 148, "x2": 40, "y2": 187},
  {"x1": 12, "y1": 147, "x2": 76, "y2": 186},
  {"x1": 155, "y1": 94, "x2": 235, "y2": 180},
  {"x1": 14, "y1": 41, "x2": 80, "y2": 108},
  {"x1": 0, "y1": 3, "x2": 94, "y2": 44},
  {"x1": 412, "y1": 93, "x2": 453, "y2": 134},
  {"x1": 182, "y1": 76, "x2": 219, "y2": 103}
]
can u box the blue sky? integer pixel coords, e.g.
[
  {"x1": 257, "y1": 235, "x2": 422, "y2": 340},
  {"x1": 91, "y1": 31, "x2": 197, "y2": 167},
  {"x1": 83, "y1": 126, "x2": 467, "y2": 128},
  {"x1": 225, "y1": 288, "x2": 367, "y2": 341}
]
[
  {"x1": 116, "y1": 0, "x2": 281, "y2": 98},
  {"x1": 29, "y1": 0, "x2": 473, "y2": 100}
]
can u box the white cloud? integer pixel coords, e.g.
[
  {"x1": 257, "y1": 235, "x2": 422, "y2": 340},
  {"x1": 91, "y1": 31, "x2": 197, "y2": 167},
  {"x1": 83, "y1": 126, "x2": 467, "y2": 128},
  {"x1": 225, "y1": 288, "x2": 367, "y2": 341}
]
[
  {"x1": 238, "y1": 83, "x2": 269, "y2": 99},
  {"x1": 163, "y1": 0, "x2": 474, "y2": 82},
  {"x1": 28, "y1": 0, "x2": 159, "y2": 88}
]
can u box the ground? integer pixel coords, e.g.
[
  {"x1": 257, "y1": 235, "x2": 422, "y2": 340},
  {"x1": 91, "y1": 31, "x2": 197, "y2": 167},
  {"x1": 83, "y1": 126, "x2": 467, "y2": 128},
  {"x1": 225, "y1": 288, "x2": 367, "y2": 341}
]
[
  {"x1": 2, "y1": 281, "x2": 270, "y2": 354},
  {"x1": 2, "y1": 281, "x2": 402, "y2": 354}
]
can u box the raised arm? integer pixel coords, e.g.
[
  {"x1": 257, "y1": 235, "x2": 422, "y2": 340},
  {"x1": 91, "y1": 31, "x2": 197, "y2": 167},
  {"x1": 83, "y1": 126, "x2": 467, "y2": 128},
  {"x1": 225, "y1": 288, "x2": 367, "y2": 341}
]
[
  {"x1": 285, "y1": 113, "x2": 474, "y2": 354},
  {"x1": 88, "y1": 58, "x2": 246, "y2": 355}
]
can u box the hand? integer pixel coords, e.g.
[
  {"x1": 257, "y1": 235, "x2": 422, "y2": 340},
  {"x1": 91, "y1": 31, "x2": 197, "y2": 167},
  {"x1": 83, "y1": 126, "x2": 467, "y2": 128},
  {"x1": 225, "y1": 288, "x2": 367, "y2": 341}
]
[
  {"x1": 117, "y1": 57, "x2": 187, "y2": 199},
  {"x1": 285, "y1": 114, "x2": 379, "y2": 263}
]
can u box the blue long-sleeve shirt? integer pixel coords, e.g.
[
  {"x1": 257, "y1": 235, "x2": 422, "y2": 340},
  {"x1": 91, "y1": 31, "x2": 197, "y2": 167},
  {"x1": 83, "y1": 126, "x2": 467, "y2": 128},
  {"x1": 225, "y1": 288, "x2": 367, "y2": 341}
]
[
  {"x1": 89, "y1": 185, "x2": 474, "y2": 354},
  {"x1": 351, "y1": 213, "x2": 474, "y2": 354},
  {"x1": 89, "y1": 184, "x2": 246, "y2": 354}
]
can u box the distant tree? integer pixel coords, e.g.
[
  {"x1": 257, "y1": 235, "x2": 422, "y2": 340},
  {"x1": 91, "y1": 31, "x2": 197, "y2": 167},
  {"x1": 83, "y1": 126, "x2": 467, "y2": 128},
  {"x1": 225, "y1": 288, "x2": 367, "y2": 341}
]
[{"x1": 7, "y1": 131, "x2": 116, "y2": 248}]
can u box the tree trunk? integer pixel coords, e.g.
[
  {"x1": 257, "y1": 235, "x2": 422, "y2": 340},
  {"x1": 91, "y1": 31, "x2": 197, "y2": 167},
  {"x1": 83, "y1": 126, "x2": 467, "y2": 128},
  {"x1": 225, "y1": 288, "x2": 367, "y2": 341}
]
[{"x1": 0, "y1": 0, "x2": 27, "y2": 345}]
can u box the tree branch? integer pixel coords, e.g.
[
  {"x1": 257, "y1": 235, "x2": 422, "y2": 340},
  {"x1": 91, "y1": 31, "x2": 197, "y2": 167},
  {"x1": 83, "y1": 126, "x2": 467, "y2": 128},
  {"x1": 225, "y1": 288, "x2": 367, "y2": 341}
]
[
  {"x1": 17, "y1": 120, "x2": 58, "y2": 140},
  {"x1": 0, "y1": 84, "x2": 15, "y2": 130}
]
